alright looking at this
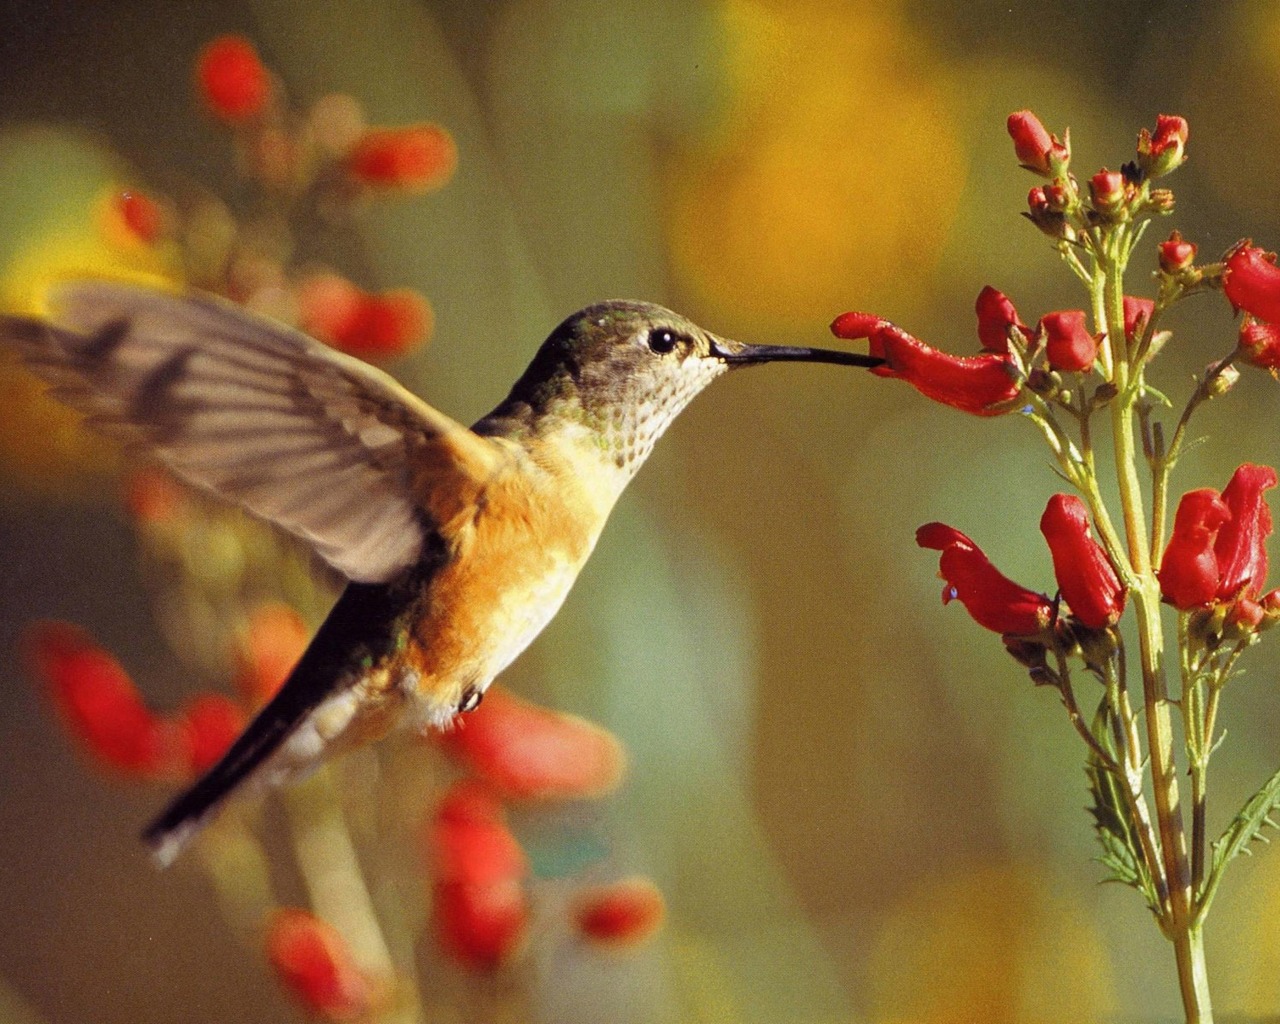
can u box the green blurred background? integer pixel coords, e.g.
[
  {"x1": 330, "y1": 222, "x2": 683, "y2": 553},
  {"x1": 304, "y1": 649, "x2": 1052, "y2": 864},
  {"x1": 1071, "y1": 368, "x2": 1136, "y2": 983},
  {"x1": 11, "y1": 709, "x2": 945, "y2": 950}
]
[{"x1": 2, "y1": 0, "x2": 1280, "y2": 1021}]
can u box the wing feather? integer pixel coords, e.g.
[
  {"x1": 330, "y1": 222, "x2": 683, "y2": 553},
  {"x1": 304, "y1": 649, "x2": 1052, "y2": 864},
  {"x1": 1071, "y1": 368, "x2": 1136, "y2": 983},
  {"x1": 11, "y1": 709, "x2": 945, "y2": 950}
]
[{"x1": 2, "y1": 281, "x2": 507, "y2": 582}]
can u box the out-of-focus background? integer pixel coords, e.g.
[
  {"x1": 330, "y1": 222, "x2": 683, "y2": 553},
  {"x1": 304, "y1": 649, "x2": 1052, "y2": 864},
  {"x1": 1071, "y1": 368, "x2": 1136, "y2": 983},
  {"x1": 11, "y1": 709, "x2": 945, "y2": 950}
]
[{"x1": 2, "y1": 1, "x2": 1280, "y2": 1021}]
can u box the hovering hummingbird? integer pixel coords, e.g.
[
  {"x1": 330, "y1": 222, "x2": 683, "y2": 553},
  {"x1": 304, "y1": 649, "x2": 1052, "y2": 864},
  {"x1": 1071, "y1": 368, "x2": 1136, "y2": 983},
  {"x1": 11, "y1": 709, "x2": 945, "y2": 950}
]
[{"x1": 2, "y1": 282, "x2": 880, "y2": 865}]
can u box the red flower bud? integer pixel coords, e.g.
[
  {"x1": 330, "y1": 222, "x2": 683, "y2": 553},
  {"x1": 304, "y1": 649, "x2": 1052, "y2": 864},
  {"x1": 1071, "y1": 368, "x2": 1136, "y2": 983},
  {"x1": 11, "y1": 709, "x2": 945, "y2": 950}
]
[
  {"x1": 916, "y1": 523, "x2": 1053, "y2": 635},
  {"x1": 266, "y1": 909, "x2": 378, "y2": 1020},
  {"x1": 572, "y1": 877, "x2": 666, "y2": 949},
  {"x1": 434, "y1": 687, "x2": 626, "y2": 801},
  {"x1": 1238, "y1": 319, "x2": 1280, "y2": 369},
  {"x1": 1039, "y1": 495, "x2": 1125, "y2": 628},
  {"x1": 1124, "y1": 296, "x2": 1155, "y2": 342},
  {"x1": 1159, "y1": 231, "x2": 1197, "y2": 274},
  {"x1": 832, "y1": 315, "x2": 1021, "y2": 415},
  {"x1": 974, "y1": 286, "x2": 1030, "y2": 353},
  {"x1": 178, "y1": 694, "x2": 246, "y2": 776},
  {"x1": 345, "y1": 124, "x2": 457, "y2": 192},
  {"x1": 1215, "y1": 463, "x2": 1277, "y2": 602},
  {"x1": 1038, "y1": 310, "x2": 1096, "y2": 373},
  {"x1": 1007, "y1": 110, "x2": 1067, "y2": 176},
  {"x1": 25, "y1": 622, "x2": 180, "y2": 778},
  {"x1": 1159, "y1": 490, "x2": 1231, "y2": 609},
  {"x1": 195, "y1": 35, "x2": 270, "y2": 123},
  {"x1": 1089, "y1": 168, "x2": 1126, "y2": 212},
  {"x1": 1224, "y1": 243, "x2": 1280, "y2": 325},
  {"x1": 1138, "y1": 114, "x2": 1189, "y2": 177}
]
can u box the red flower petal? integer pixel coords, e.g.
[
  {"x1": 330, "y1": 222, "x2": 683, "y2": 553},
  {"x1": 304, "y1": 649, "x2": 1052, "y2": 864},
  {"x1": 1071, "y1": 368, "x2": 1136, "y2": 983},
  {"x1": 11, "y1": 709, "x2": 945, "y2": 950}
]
[
  {"x1": 916, "y1": 524, "x2": 1053, "y2": 635},
  {"x1": 266, "y1": 909, "x2": 377, "y2": 1021},
  {"x1": 1215, "y1": 463, "x2": 1277, "y2": 602},
  {"x1": 425, "y1": 782, "x2": 528, "y2": 887},
  {"x1": 435, "y1": 687, "x2": 626, "y2": 801},
  {"x1": 1039, "y1": 494, "x2": 1125, "y2": 628},
  {"x1": 1039, "y1": 310, "x2": 1096, "y2": 373},
  {"x1": 1158, "y1": 489, "x2": 1231, "y2": 609},
  {"x1": 974, "y1": 286, "x2": 1028, "y2": 353},
  {"x1": 572, "y1": 877, "x2": 666, "y2": 948},
  {"x1": 433, "y1": 880, "x2": 528, "y2": 970},
  {"x1": 1224, "y1": 244, "x2": 1280, "y2": 325},
  {"x1": 1238, "y1": 319, "x2": 1280, "y2": 369},
  {"x1": 345, "y1": 124, "x2": 457, "y2": 191},
  {"x1": 194, "y1": 35, "x2": 270, "y2": 123},
  {"x1": 877, "y1": 328, "x2": 1021, "y2": 416},
  {"x1": 25, "y1": 622, "x2": 179, "y2": 778}
]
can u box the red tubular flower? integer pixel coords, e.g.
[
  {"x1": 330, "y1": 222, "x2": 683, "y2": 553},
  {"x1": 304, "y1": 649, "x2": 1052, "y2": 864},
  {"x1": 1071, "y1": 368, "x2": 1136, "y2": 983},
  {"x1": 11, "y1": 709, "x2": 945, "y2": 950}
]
[
  {"x1": 434, "y1": 687, "x2": 626, "y2": 801},
  {"x1": 178, "y1": 694, "x2": 246, "y2": 776},
  {"x1": 433, "y1": 878, "x2": 528, "y2": 970},
  {"x1": 1158, "y1": 489, "x2": 1232, "y2": 609},
  {"x1": 1224, "y1": 243, "x2": 1280, "y2": 325},
  {"x1": 916, "y1": 523, "x2": 1053, "y2": 635},
  {"x1": 1124, "y1": 296, "x2": 1155, "y2": 342},
  {"x1": 345, "y1": 124, "x2": 457, "y2": 191},
  {"x1": 974, "y1": 286, "x2": 1030, "y2": 353},
  {"x1": 266, "y1": 909, "x2": 378, "y2": 1021},
  {"x1": 1159, "y1": 231, "x2": 1197, "y2": 274},
  {"x1": 195, "y1": 35, "x2": 270, "y2": 123},
  {"x1": 1007, "y1": 110, "x2": 1066, "y2": 175},
  {"x1": 831, "y1": 315, "x2": 1021, "y2": 416},
  {"x1": 1039, "y1": 495, "x2": 1125, "y2": 628},
  {"x1": 1238, "y1": 319, "x2": 1280, "y2": 369},
  {"x1": 572, "y1": 877, "x2": 666, "y2": 949},
  {"x1": 25, "y1": 622, "x2": 179, "y2": 778},
  {"x1": 1214, "y1": 463, "x2": 1277, "y2": 601},
  {"x1": 1038, "y1": 310, "x2": 1096, "y2": 372}
]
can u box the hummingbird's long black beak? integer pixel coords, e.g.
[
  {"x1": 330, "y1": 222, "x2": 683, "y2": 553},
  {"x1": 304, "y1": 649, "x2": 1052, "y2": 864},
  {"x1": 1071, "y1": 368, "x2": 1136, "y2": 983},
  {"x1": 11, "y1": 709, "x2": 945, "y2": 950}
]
[{"x1": 709, "y1": 336, "x2": 884, "y2": 369}]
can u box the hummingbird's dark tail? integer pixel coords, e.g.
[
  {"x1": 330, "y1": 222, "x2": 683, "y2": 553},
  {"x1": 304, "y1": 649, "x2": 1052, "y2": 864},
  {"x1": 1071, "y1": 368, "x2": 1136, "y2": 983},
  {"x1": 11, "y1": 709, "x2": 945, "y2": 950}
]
[{"x1": 142, "y1": 581, "x2": 402, "y2": 867}]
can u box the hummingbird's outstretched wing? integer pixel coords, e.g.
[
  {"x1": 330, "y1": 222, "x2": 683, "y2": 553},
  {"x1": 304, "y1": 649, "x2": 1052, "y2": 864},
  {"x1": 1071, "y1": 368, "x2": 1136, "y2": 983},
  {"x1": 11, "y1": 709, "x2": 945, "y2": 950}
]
[{"x1": 1, "y1": 281, "x2": 505, "y2": 582}]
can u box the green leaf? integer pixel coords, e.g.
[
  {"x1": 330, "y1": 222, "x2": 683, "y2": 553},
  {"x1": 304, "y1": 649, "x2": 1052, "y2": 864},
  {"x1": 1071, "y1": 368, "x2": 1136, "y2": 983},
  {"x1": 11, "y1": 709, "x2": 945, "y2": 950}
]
[{"x1": 1207, "y1": 762, "x2": 1280, "y2": 907}]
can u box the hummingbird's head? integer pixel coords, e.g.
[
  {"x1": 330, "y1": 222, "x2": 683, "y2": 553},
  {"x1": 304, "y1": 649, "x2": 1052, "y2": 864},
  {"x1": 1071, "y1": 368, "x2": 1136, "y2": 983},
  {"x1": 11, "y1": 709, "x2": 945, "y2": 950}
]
[{"x1": 485, "y1": 300, "x2": 881, "y2": 481}]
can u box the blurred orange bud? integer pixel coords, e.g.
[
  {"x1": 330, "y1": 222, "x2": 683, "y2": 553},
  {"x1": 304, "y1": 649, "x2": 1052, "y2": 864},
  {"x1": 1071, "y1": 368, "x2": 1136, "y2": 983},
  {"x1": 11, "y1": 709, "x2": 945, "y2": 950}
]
[
  {"x1": 426, "y1": 781, "x2": 528, "y2": 887},
  {"x1": 178, "y1": 693, "x2": 246, "y2": 775},
  {"x1": 235, "y1": 603, "x2": 309, "y2": 707},
  {"x1": 435, "y1": 687, "x2": 626, "y2": 801},
  {"x1": 265, "y1": 909, "x2": 379, "y2": 1021},
  {"x1": 344, "y1": 124, "x2": 456, "y2": 192},
  {"x1": 297, "y1": 273, "x2": 432, "y2": 362},
  {"x1": 118, "y1": 190, "x2": 164, "y2": 243},
  {"x1": 572, "y1": 877, "x2": 666, "y2": 949},
  {"x1": 25, "y1": 621, "x2": 181, "y2": 778},
  {"x1": 123, "y1": 467, "x2": 188, "y2": 525},
  {"x1": 195, "y1": 35, "x2": 271, "y2": 123},
  {"x1": 432, "y1": 879, "x2": 528, "y2": 970}
]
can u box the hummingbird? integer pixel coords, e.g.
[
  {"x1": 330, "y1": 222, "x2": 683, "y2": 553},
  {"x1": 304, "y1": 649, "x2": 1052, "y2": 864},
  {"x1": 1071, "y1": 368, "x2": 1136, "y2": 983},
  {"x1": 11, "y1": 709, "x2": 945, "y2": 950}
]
[{"x1": 2, "y1": 281, "x2": 880, "y2": 865}]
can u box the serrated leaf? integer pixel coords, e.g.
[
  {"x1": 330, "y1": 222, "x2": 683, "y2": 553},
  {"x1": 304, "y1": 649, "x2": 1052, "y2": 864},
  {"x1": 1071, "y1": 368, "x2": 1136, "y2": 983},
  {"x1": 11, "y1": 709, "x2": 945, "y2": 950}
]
[{"x1": 1210, "y1": 762, "x2": 1280, "y2": 884}]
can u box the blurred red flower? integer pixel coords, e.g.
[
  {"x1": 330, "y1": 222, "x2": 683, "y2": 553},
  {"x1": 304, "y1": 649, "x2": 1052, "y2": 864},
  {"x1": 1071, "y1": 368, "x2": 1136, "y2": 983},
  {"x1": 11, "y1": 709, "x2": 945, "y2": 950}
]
[
  {"x1": 297, "y1": 273, "x2": 432, "y2": 362},
  {"x1": 195, "y1": 35, "x2": 271, "y2": 123},
  {"x1": 345, "y1": 124, "x2": 457, "y2": 192},
  {"x1": 435, "y1": 687, "x2": 626, "y2": 801},
  {"x1": 572, "y1": 877, "x2": 666, "y2": 949},
  {"x1": 235, "y1": 602, "x2": 309, "y2": 708},
  {"x1": 179, "y1": 694, "x2": 246, "y2": 775},
  {"x1": 265, "y1": 909, "x2": 378, "y2": 1021}
]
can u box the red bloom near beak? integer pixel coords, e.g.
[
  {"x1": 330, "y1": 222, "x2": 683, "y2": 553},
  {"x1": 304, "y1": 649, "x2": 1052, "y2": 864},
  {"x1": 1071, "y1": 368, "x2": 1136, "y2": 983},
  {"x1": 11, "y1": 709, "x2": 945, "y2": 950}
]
[
  {"x1": 832, "y1": 313, "x2": 1021, "y2": 416},
  {"x1": 1040, "y1": 494, "x2": 1126, "y2": 628},
  {"x1": 916, "y1": 523, "x2": 1053, "y2": 635}
]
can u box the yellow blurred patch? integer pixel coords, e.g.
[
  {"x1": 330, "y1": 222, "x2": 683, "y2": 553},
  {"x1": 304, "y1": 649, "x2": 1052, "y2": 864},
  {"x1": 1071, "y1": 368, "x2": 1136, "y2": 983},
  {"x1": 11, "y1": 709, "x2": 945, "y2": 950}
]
[
  {"x1": 866, "y1": 862, "x2": 1113, "y2": 1024},
  {"x1": 662, "y1": 0, "x2": 967, "y2": 331}
]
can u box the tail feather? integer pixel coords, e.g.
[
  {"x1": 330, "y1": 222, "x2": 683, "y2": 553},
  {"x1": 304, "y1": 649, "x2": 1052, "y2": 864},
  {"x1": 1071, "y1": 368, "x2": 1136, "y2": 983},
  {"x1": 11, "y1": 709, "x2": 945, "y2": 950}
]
[{"x1": 143, "y1": 580, "x2": 404, "y2": 866}]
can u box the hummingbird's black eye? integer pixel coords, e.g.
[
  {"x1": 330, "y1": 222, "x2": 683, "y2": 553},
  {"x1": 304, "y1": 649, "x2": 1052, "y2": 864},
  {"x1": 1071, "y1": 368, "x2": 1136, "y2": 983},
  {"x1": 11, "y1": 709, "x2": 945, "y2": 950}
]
[
  {"x1": 647, "y1": 328, "x2": 680, "y2": 354},
  {"x1": 458, "y1": 686, "x2": 483, "y2": 713}
]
